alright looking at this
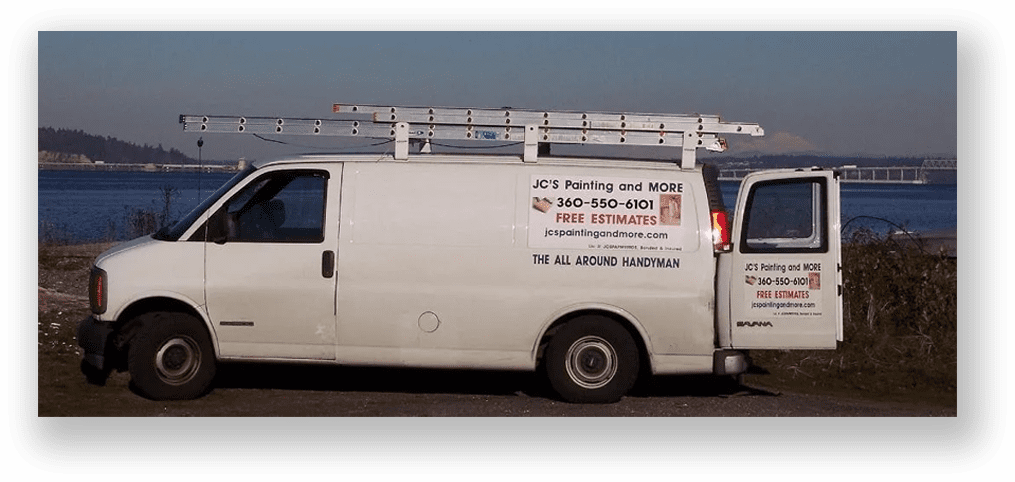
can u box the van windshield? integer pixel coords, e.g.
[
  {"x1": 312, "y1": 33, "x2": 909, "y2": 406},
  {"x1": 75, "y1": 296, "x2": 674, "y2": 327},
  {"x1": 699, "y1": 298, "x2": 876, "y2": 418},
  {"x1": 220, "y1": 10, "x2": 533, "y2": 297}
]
[{"x1": 153, "y1": 164, "x2": 257, "y2": 241}]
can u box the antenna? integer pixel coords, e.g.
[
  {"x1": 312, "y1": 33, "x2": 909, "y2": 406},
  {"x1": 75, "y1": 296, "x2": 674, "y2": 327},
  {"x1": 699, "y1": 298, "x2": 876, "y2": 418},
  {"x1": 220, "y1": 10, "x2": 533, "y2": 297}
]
[{"x1": 196, "y1": 137, "x2": 204, "y2": 205}]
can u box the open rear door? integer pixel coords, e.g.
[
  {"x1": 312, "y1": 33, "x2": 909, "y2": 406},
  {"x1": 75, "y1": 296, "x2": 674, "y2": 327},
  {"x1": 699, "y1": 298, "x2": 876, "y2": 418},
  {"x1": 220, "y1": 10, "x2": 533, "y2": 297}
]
[{"x1": 722, "y1": 169, "x2": 842, "y2": 349}]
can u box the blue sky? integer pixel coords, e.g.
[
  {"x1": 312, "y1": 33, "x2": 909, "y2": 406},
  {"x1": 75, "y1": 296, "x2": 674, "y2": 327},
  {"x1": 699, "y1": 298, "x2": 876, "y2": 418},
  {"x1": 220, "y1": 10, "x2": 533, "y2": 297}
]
[{"x1": 37, "y1": 30, "x2": 957, "y2": 161}]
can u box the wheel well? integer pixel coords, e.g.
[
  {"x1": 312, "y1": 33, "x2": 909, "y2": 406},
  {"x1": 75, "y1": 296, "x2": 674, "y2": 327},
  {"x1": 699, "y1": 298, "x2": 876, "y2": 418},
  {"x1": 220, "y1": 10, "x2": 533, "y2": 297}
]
[
  {"x1": 536, "y1": 309, "x2": 651, "y2": 375},
  {"x1": 107, "y1": 297, "x2": 211, "y2": 370}
]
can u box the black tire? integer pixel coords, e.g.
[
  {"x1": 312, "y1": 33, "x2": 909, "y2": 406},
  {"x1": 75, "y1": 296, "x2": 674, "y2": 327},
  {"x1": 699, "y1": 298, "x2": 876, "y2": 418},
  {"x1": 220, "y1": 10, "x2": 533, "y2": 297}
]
[
  {"x1": 543, "y1": 316, "x2": 640, "y2": 403},
  {"x1": 127, "y1": 312, "x2": 216, "y2": 400}
]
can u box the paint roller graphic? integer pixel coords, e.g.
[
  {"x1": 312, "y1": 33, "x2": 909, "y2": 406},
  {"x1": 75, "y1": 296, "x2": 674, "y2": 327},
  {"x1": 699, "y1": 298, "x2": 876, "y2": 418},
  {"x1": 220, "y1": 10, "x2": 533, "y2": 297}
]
[{"x1": 532, "y1": 197, "x2": 553, "y2": 213}]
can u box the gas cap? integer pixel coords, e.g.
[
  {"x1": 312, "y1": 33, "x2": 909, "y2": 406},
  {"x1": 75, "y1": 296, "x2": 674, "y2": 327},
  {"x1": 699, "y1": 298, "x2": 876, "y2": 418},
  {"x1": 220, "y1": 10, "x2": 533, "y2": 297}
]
[{"x1": 418, "y1": 311, "x2": 440, "y2": 333}]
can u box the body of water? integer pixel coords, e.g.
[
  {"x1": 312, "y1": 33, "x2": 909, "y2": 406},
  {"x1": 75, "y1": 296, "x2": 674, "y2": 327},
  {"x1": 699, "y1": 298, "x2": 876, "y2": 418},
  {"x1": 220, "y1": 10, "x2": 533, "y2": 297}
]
[
  {"x1": 38, "y1": 170, "x2": 957, "y2": 243},
  {"x1": 38, "y1": 170, "x2": 236, "y2": 242},
  {"x1": 720, "y1": 181, "x2": 957, "y2": 236}
]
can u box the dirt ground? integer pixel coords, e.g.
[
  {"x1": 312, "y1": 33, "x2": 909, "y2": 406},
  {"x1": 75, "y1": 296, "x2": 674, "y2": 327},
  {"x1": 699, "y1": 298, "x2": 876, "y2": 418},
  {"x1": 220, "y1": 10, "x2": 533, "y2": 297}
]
[{"x1": 37, "y1": 242, "x2": 957, "y2": 417}]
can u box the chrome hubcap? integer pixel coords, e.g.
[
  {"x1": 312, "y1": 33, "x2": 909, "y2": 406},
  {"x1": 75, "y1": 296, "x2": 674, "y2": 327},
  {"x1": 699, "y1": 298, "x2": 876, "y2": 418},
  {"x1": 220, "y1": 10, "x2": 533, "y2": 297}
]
[
  {"x1": 154, "y1": 336, "x2": 201, "y2": 385},
  {"x1": 564, "y1": 335, "x2": 617, "y2": 389}
]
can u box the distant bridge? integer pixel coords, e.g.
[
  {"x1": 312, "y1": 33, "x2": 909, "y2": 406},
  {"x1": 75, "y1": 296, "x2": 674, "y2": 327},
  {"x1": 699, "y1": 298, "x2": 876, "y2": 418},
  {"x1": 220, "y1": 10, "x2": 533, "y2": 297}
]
[
  {"x1": 38, "y1": 161, "x2": 243, "y2": 173},
  {"x1": 718, "y1": 159, "x2": 956, "y2": 184}
]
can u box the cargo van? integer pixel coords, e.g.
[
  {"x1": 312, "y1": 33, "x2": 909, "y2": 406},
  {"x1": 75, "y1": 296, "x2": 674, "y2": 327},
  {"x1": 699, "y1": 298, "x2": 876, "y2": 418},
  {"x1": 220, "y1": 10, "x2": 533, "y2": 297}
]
[{"x1": 77, "y1": 105, "x2": 842, "y2": 403}]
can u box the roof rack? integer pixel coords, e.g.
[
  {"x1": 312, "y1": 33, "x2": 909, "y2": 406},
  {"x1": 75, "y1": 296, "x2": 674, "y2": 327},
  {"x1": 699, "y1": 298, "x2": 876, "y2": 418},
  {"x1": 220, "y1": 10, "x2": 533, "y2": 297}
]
[{"x1": 180, "y1": 103, "x2": 764, "y2": 169}]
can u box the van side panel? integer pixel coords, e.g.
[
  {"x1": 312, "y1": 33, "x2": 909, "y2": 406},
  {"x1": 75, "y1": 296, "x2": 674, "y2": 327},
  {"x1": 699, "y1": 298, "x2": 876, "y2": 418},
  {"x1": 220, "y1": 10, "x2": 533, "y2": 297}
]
[{"x1": 334, "y1": 161, "x2": 716, "y2": 371}]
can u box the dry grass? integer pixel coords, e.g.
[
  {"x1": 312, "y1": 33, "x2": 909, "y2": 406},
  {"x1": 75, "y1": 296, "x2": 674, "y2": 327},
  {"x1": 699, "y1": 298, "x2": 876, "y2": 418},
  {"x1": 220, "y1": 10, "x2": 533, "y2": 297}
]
[{"x1": 751, "y1": 229, "x2": 957, "y2": 400}]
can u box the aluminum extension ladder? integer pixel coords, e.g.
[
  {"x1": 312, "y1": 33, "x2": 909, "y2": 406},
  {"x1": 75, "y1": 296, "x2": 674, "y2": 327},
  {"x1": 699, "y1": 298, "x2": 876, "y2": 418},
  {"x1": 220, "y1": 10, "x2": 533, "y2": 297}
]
[{"x1": 181, "y1": 103, "x2": 765, "y2": 169}]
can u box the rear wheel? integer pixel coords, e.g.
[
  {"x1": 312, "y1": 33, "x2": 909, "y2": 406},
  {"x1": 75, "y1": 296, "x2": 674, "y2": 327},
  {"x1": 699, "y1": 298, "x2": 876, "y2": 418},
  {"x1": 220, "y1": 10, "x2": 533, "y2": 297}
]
[
  {"x1": 544, "y1": 316, "x2": 640, "y2": 403},
  {"x1": 127, "y1": 312, "x2": 216, "y2": 400}
]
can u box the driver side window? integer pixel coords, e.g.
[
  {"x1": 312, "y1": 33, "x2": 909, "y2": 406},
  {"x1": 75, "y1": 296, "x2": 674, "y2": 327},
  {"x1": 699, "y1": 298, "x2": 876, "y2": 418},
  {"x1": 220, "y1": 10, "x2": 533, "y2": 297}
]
[{"x1": 222, "y1": 170, "x2": 328, "y2": 243}]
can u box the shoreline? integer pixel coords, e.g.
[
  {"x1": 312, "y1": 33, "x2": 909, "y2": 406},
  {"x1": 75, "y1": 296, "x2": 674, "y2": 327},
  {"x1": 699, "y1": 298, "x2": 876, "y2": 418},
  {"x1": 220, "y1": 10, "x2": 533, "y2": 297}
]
[{"x1": 889, "y1": 227, "x2": 957, "y2": 258}]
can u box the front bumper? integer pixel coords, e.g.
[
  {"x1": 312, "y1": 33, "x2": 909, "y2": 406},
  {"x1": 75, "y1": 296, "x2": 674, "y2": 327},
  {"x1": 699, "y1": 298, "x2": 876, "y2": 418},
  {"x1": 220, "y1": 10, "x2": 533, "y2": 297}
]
[{"x1": 77, "y1": 315, "x2": 114, "y2": 371}]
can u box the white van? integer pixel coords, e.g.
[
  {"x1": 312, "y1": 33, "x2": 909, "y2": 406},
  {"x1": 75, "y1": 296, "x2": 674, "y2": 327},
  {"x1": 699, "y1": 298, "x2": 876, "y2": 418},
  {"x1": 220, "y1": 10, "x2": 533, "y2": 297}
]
[{"x1": 77, "y1": 106, "x2": 842, "y2": 403}]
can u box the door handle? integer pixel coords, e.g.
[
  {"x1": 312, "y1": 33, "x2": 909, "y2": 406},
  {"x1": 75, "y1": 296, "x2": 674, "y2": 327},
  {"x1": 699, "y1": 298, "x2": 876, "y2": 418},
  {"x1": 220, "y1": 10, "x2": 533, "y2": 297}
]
[{"x1": 322, "y1": 250, "x2": 335, "y2": 278}]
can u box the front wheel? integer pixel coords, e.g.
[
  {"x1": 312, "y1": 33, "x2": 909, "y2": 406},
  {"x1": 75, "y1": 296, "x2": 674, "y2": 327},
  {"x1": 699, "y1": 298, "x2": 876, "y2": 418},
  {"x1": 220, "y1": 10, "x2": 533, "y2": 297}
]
[
  {"x1": 127, "y1": 312, "x2": 216, "y2": 400},
  {"x1": 544, "y1": 316, "x2": 640, "y2": 403}
]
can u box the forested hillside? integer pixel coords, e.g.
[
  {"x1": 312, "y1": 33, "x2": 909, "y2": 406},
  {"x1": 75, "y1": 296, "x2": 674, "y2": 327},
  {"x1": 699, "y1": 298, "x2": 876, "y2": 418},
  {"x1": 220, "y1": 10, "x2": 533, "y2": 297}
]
[{"x1": 39, "y1": 127, "x2": 193, "y2": 164}]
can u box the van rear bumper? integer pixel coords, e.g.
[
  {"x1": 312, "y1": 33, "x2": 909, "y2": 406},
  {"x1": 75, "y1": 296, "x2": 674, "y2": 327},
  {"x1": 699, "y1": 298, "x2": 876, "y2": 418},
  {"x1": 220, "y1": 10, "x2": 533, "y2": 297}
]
[
  {"x1": 77, "y1": 315, "x2": 114, "y2": 371},
  {"x1": 713, "y1": 349, "x2": 749, "y2": 375}
]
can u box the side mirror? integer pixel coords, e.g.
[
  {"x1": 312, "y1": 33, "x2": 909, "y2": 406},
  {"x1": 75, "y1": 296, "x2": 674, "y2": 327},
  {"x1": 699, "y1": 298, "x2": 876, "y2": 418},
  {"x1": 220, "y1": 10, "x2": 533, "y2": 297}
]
[{"x1": 207, "y1": 209, "x2": 234, "y2": 245}]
